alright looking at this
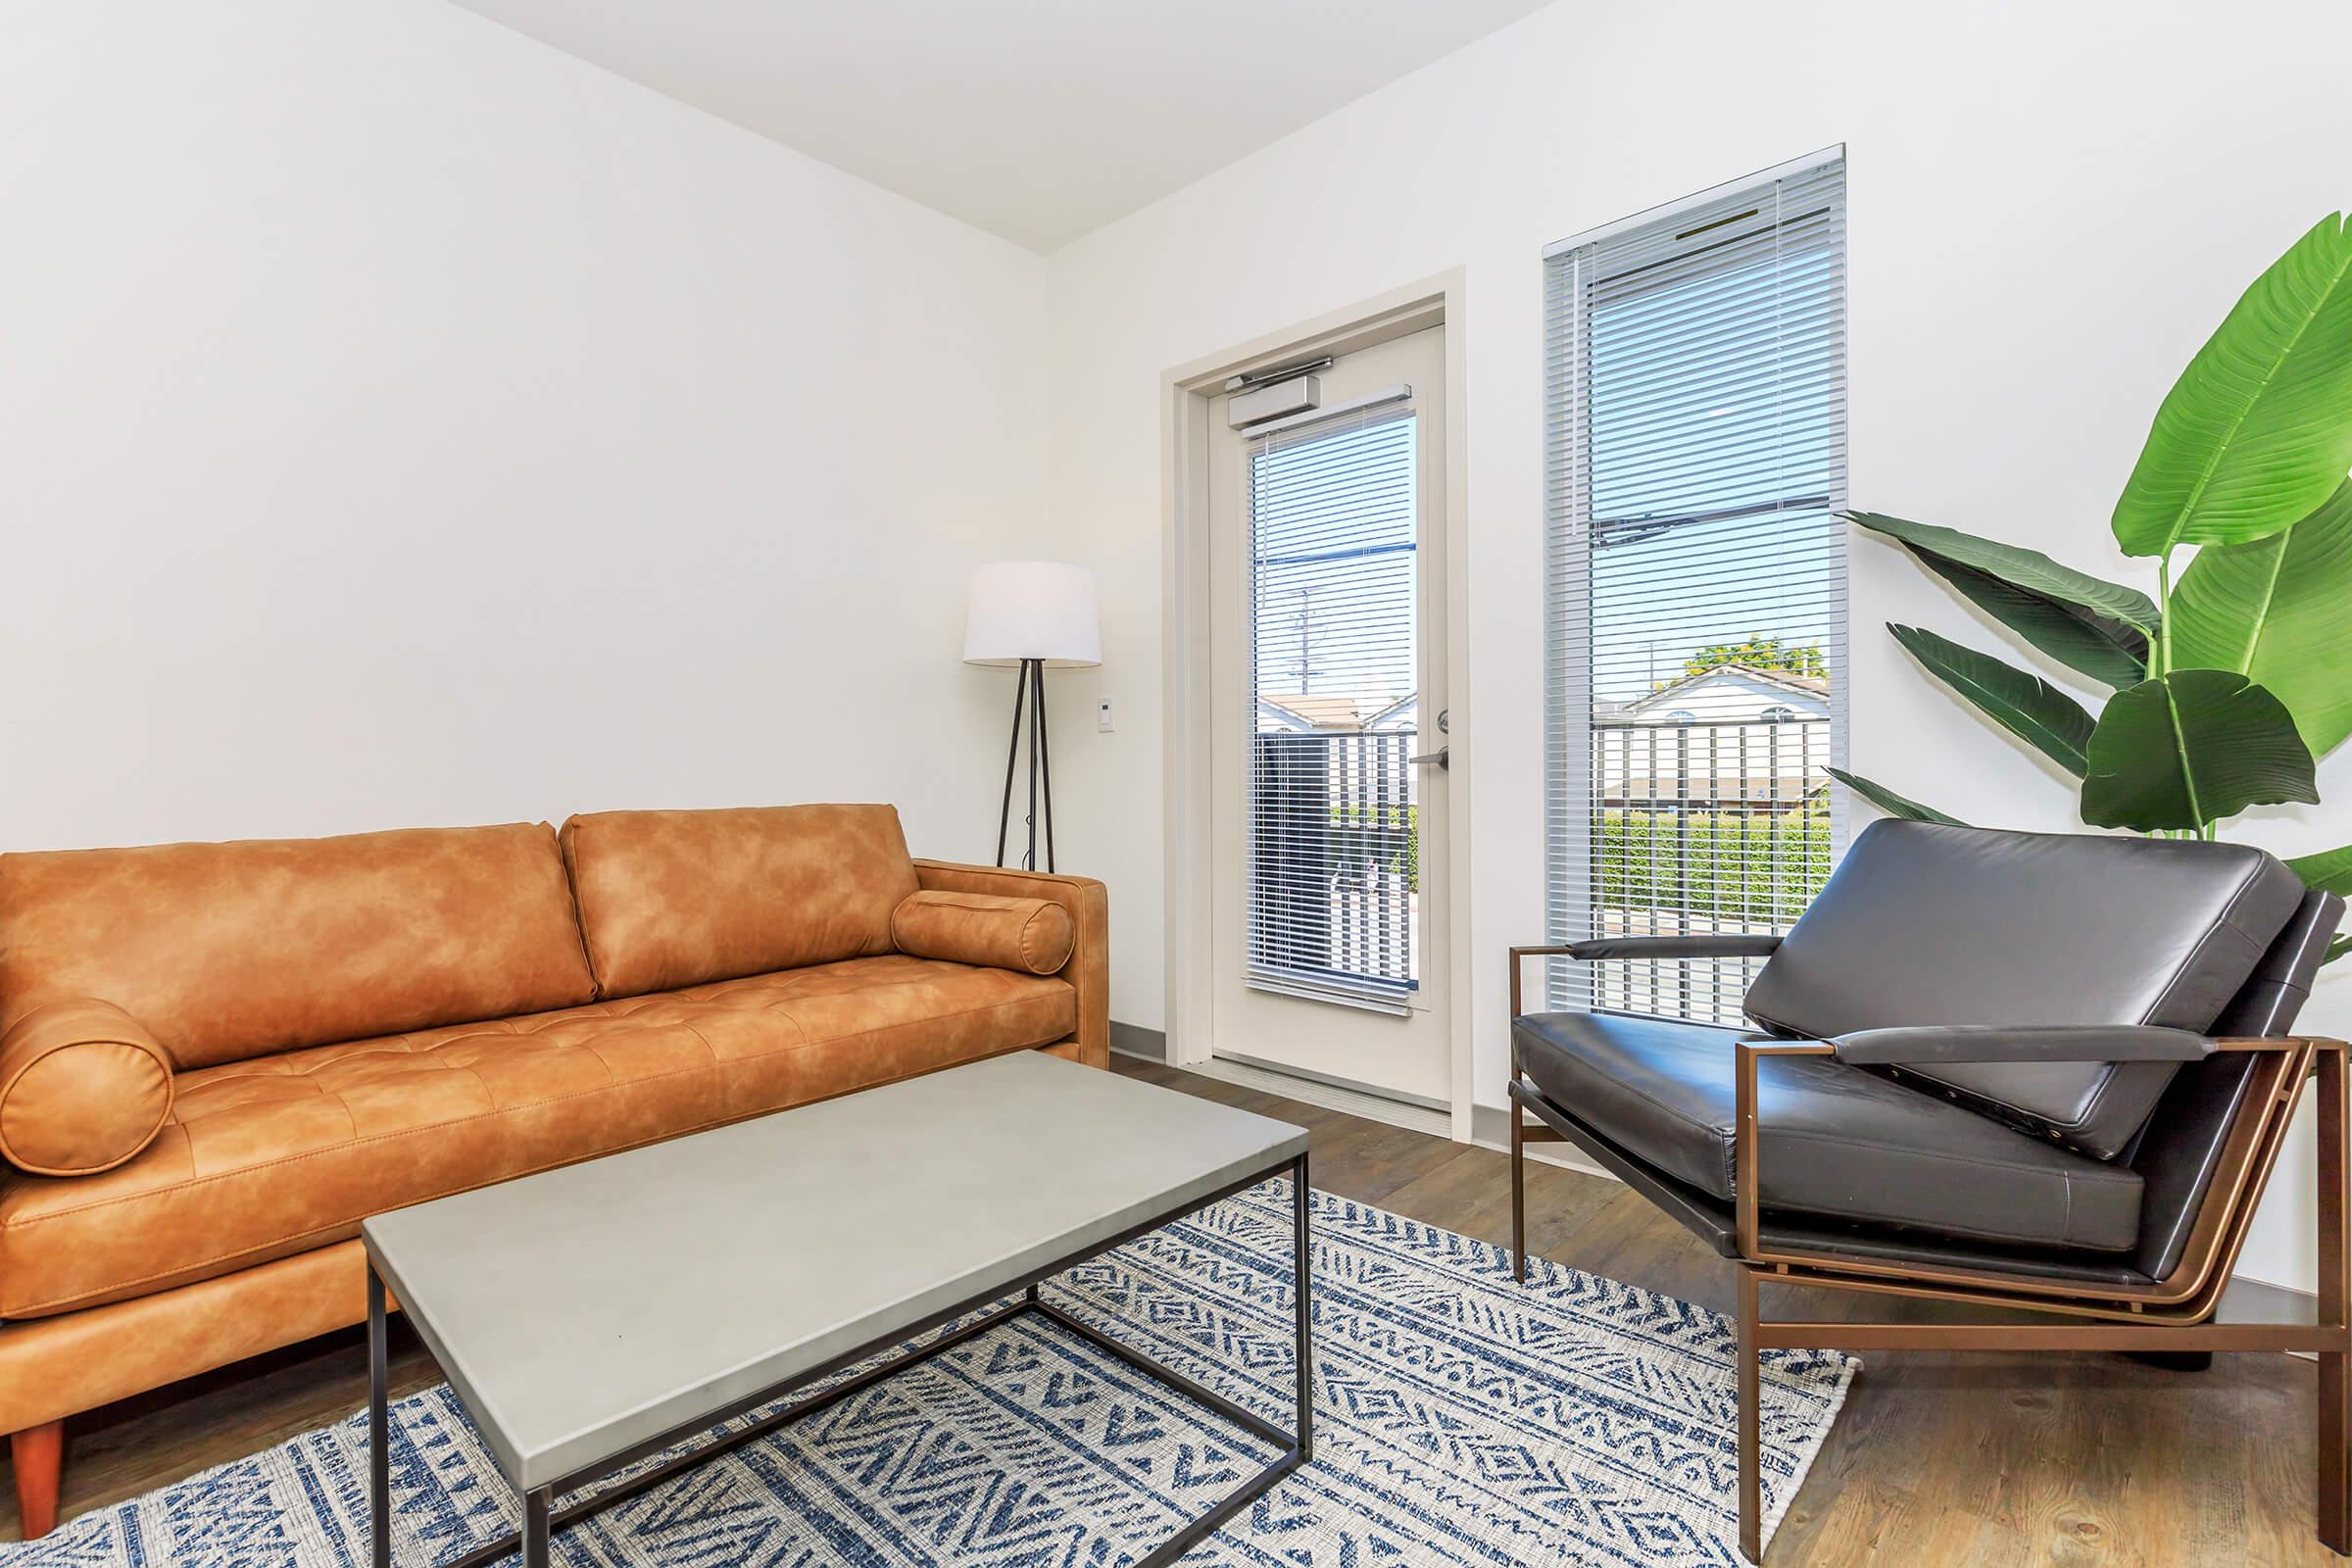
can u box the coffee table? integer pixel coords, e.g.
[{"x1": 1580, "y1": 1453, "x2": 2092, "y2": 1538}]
[{"x1": 363, "y1": 1051, "x2": 1313, "y2": 1567}]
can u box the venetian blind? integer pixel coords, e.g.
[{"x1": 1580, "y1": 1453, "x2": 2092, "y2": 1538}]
[
  {"x1": 1246, "y1": 402, "x2": 1423, "y2": 1015},
  {"x1": 1543, "y1": 152, "x2": 1849, "y2": 1025}
]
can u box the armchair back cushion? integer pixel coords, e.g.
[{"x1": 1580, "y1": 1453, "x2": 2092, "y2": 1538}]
[
  {"x1": 562, "y1": 805, "x2": 920, "y2": 999},
  {"x1": 1743, "y1": 821, "x2": 2307, "y2": 1157},
  {"x1": 0, "y1": 824, "x2": 596, "y2": 1071}
]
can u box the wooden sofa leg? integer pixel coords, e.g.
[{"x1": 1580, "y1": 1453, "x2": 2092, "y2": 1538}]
[
  {"x1": 1737, "y1": 1266, "x2": 1762, "y2": 1563},
  {"x1": 10, "y1": 1420, "x2": 62, "y2": 1541}
]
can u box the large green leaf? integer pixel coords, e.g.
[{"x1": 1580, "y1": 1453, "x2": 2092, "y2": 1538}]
[
  {"x1": 2286, "y1": 844, "x2": 2352, "y2": 898},
  {"x1": 2081, "y1": 670, "x2": 2319, "y2": 830},
  {"x1": 2171, "y1": 477, "x2": 2352, "y2": 758},
  {"x1": 1849, "y1": 514, "x2": 2159, "y2": 630},
  {"x1": 1825, "y1": 767, "x2": 1970, "y2": 826},
  {"x1": 2113, "y1": 213, "x2": 2352, "y2": 557},
  {"x1": 1889, "y1": 624, "x2": 2096, "y2": 776},
  {"x1": 2273, "y1": 849, "x2": 2349, "y2": 963},
  {"x1": 1849, "y1": 513, "x2": 2153, "y2": 688},
  {"x1": 2282, "y1": 849, "x2": 2352, "y2": 964}
]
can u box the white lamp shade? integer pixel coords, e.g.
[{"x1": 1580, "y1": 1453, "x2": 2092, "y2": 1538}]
[{"x1": 962, "y1": 562, "x2": 1102, "y2": 668}]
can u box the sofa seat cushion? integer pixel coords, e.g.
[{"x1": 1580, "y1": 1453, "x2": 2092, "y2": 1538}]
[
  {"x1": 1514, "y1": 1010, "x2": 2143, "y2": 1251},
  {"x1": 0, "y1": 956, "x2": 1075, "y2": 1319}
]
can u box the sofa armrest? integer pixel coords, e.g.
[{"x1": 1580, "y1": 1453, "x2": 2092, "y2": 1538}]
[
  {"x1": 1829, "y1": 1023, "x2": 2216, "y2": 1067},
  {"x1": 0, "y1": 999, "x2": 175, "y2": 1176},
  {"x1": 912, "y1": 860, "x2": 1108, "y2": 1068}
]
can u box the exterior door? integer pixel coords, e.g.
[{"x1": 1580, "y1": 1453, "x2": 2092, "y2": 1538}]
[{"x1": 1205, "y1": 325, "x2": 1449, "y2": 1106}]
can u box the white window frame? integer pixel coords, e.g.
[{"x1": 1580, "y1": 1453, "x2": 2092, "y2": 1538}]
[{"x1": 1541, "y1": 148, "x2": 1850, "y2": 1020}]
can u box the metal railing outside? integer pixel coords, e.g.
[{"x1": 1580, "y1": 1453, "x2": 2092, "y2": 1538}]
[
  {"x1": 1248, "y1": 730, "x2": 1418, "y2": 1005},
  {"x1": 1586, "y1": 715, "x2": 1832, "y2": 1024}
]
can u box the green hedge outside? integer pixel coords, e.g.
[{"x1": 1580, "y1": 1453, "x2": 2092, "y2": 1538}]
[
  {"x1": 1594, "y1": 809, "x2": 1831, "y2": 925},
  {"x1": 1327, "y1": 804, "x2": 1419, "y2": 894},
  {"x1": 1310, "y1": 806, "x2": 1827, "y2": 919}
]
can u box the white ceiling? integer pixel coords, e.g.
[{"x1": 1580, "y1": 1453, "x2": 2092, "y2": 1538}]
[{"x1": 450, "y1": 0, "x2": 1552, "y2": 252}]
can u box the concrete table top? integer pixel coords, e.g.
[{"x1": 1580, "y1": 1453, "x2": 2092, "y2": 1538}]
[{"x1": 363, "y1": 1050, "x2": 1309, "y2": 1492}]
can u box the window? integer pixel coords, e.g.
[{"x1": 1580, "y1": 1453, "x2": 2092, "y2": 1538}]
[
  {"x1": 1247, "y1": 405, "x2": 1421, "y2": 1013},
  {"x1": 1543, "y1": 151, "x2": 1848, "y2": 1025}
]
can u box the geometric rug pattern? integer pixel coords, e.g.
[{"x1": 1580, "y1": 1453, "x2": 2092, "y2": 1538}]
[{"x1": 2, "y1": 1181, "x2": 1855, "y2": 1566}]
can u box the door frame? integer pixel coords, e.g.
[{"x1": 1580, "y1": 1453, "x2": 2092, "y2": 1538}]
[{"x1": 1159, "y1": 271, "x2": 1476, "y2": 1141}]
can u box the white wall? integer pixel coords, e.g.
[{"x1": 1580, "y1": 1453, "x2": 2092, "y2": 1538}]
[
  {"x1": 1042, "y1": 0, "x2": 2352, "y2": 1287},
  {"x1": 0, "y1": 1, "x2": 1050, "y2": 859},
  {"x1": 8, "y1": 0, "x2": 2346, "y2": 1290}
]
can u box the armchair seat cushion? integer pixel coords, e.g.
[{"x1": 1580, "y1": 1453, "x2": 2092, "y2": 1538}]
[
  {"x1": 1514, "y1": 1010, "x2": 2143, "y2": 1251},
  {"x1": 0, "y1": 956, "x2": 1075, "y2": 1320}
]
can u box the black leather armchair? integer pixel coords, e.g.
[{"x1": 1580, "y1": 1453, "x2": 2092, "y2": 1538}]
[{"x1": 1506, "y1": 821, "x2": 2348, "y2": 1561}]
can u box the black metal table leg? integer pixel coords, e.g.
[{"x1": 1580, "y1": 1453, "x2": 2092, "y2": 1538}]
[
  {"x1": 1293, "y1": 1152, "x2": 1315, "y2": 1465},
  {"x1": 368, "y1": 1264, "x2": 390, "y2": 1568},
  {"x1": 1116, "y1": 1155, "x2": 1318, "y2": 1568},
  {"x1": 404, "y1": 1158, "x2": 1314, "y2": 1568}
]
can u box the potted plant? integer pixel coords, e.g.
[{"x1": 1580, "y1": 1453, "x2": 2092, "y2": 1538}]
[{"x1": 1839, "y1": 212, "x2": 2352, "y2": 960}]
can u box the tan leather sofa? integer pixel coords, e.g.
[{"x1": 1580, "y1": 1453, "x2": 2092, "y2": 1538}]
[{"x1": 0, "y1": 804, "x2": 1107, "y2": 1538}]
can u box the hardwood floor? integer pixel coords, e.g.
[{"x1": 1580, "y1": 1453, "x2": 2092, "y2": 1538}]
[{"x1": 5, "y1": 1054, "x2": 2333, "y2": 1564}]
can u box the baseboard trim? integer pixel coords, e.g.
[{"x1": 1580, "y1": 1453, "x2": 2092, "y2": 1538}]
[
  {"x1": 1108, "y1": 1025, "x2": 1447, "y2": 1138},
  {"x1": 1468, "y1": 1100, "x2": 1612, "y2": 1178},
  {"x1": 1212, "y1": 1049, "x2": 1448, "y2": 1113},
  {"x1": 1107, "y1": 1021, "x2": 1166, "y2": 1062},
  {"x1": 1181, "y1": 1057, "x2": 1453, "y2": 1140},
  {"x1": 2217, "y1": 1276, "x2": 2322, "y2": 1358}
]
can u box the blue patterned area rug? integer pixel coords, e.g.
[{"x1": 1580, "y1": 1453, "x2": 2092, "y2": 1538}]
[{"x1": 9, "y1": 1183, "x2": 1854, "y2": 1567}]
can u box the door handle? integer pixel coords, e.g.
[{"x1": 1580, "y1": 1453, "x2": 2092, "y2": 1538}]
[{"x1": 1409, "y1": 746, "x2": 1449, "y2": 770}]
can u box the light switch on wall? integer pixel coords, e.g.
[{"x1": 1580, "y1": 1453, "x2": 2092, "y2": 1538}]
[{"x1": 1097, "y1": 697, "x2": 1115, "y2": 733}]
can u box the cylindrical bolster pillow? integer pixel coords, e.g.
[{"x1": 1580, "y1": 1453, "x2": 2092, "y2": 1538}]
[
  {"x1": 891, "y1": 890, "x2": 1075, "y2": 975},
  {"x1": 0, "y1": 998, "x2": 175, "y2": 1176}
]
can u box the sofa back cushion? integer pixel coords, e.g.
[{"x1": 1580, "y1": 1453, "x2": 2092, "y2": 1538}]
[
  {"x1": 561, "y1": 806, "x2": 919, "y2": 999},
  {"x1": 1744, "y1": 820, "x2": 2307, "y2": 1156},
  {"x1": 0, "y1": 823, "x2": 597, "y2": 1071}
]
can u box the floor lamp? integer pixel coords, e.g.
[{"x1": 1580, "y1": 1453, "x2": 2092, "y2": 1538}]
[{"x1": 962, "y1": 562, "x2": 1102, "y2": 873}]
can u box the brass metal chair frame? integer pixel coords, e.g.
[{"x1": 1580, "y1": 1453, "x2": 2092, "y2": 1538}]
[{"x1": 1503, "y1": 945, "x2": 2352, "y2": 1563}]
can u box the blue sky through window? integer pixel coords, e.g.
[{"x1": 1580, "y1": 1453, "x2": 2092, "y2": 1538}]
[
  {"x1": 1587, "y1": 246, "x2": 1840, "y2": 706},
  {"x1": 1249, "y1": 414, "x2": 1419, "y2": 729}
]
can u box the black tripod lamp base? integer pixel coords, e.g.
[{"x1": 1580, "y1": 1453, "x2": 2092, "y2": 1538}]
[{"x1": 995, "y1": 657, "x2": 1056, "y2": 873}]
